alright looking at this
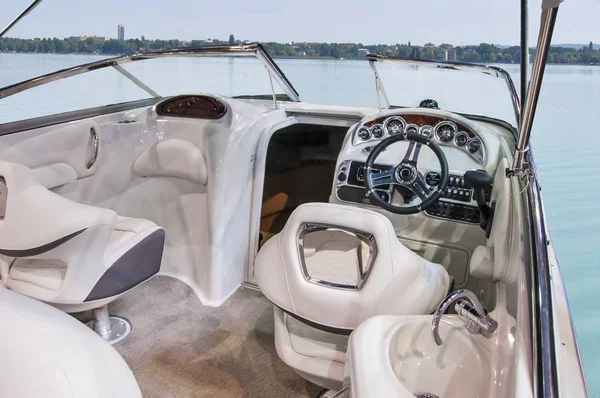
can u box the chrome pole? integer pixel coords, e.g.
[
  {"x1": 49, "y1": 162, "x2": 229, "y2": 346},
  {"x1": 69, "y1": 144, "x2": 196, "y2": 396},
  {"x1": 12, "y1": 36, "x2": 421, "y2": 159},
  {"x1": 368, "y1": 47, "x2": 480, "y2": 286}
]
[
  {"x1": 0, "y1": 0, "x2": 45, "y2": 38},
  {"x1": 520, "y1": 0, "x2": 529, "y2": 113},
  {"x1": 511, "y1": 6, "x2": 559, "y2": 173}
]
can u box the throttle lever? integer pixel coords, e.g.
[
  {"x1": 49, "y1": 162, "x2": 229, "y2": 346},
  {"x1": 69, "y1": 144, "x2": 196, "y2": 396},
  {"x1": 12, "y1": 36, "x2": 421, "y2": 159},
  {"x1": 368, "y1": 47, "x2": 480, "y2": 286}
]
[{"x1": 464, "y1": 170, "x2": 494, "y2": 235}]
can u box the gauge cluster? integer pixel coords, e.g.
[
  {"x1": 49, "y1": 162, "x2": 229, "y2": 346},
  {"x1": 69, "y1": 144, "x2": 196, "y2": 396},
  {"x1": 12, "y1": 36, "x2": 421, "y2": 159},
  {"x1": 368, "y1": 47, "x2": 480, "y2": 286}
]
[{"x1": 353, "y1": 114, "x2": 484, "y2": 163}]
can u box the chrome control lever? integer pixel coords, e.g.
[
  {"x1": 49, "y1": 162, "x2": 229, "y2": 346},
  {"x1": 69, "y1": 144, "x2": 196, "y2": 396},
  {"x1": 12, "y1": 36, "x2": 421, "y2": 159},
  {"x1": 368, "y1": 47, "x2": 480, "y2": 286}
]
[{"x1": 431, "y1": 289, "x2": 497, "y2": 346}]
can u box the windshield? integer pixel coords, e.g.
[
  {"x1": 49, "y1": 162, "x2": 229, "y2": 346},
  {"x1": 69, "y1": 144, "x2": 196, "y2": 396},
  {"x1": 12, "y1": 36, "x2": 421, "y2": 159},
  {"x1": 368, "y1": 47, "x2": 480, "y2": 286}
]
[
  {"x1": 0, "y1": 45, "x2": 297, "y2": 125},
  {"x1": 373, "y1": 59, "x2": 519, "y2": 126}
]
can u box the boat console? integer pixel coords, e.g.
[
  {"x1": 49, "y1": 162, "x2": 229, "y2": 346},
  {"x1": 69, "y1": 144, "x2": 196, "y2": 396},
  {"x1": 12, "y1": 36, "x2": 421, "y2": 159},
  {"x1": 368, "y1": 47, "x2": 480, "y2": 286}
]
[
  {"x1": 332, "y1": 108, "x2": 497, "y2": 226},
  {"x1": 335, "y1": 160, "x2": 490, "y2": 224}
]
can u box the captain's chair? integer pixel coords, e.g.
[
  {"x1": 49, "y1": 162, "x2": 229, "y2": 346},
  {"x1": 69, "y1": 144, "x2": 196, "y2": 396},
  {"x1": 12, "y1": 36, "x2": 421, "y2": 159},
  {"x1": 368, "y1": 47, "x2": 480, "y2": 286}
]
[
  {"x1": 255, "y1": 203, "x2": 450, "y2": 390},
  {"x1": 0, "y1": 161, "x2": 165, "y2": 343}
]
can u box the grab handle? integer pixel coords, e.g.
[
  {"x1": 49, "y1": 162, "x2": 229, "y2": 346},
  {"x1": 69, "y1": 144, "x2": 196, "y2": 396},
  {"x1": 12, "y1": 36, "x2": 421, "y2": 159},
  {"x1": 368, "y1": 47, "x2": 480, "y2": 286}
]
[{"x1": 86, "y1": 127, "x2": 98, "y2": 169}]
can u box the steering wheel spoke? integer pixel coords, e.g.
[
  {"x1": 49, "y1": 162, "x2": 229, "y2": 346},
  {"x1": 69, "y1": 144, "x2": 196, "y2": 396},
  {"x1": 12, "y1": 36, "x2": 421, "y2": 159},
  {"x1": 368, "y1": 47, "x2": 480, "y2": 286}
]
[
  {"x1": 368, "y1": 168, "x2": 395, "y2": 188},
  {"x1": 407, "y1": 174, "x2": 432, "y2": 201},
  {"x1": 402, "y1": 141, "x2": 423, "y2": 166}
]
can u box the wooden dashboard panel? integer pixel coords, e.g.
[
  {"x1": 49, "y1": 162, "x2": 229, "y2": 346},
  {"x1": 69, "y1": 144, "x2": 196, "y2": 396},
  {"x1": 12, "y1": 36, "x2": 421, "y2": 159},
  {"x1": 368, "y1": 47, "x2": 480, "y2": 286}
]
[
  {"x1": 365, "y1": 114, "x2": 474, "y2": 137},
  {"x1": 156, "y1": 95, "x2": 227, "y2": 119}
]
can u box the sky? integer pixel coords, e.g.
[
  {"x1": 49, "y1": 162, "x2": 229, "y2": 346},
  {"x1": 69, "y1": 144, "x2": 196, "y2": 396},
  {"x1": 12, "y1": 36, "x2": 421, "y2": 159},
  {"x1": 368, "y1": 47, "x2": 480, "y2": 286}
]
[{"x1": 2, "y1": 0, "x2": 599, "y2": 46}]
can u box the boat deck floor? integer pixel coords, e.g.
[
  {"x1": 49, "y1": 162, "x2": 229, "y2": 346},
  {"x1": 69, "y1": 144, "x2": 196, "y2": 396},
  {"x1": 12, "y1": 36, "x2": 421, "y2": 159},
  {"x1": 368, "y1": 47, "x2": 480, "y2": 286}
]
[{"x1": 108, "y1": 276, "x2": 321, "y2": 397}]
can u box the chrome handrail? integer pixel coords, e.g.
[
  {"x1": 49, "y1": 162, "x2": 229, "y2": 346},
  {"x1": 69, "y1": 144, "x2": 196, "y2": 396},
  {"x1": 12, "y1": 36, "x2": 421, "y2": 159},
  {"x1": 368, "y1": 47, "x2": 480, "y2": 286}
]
[
  {"x1": 526, "y1": 156, "x2": 558, "y2": 398},
  {"x1": 0, "y1": 43, "x2": 300, "y2": 103}
]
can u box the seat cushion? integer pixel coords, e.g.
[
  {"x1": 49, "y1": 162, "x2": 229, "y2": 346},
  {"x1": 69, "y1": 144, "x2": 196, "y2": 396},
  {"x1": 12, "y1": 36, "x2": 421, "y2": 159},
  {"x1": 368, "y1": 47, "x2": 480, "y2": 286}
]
[
  {"x1": 85, "y1": 218, "x2": 165, "y2": 302},
  {"x1": 9, "y1": 259, "x2": 67, "y2": 290}
]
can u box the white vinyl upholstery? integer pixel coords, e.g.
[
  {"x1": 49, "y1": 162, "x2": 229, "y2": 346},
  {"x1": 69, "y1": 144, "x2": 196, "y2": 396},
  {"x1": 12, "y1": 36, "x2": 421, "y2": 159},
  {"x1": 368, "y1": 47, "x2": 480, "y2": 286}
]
[
  {"x1": 256, "y1": 203, "x2": 450, "y2": 330},
  {"x1": 133, "y1": 138, "x2": 208, "y2": 185},
  {"x1": 0, "y1": 161, "x2": 165, "y2": 312},
  {"x1": 0, "y1": 288, "x2": 142, "y2": 398},
  {"x1": 255, "y1": 203, "x2": 450, "y2": 389}
]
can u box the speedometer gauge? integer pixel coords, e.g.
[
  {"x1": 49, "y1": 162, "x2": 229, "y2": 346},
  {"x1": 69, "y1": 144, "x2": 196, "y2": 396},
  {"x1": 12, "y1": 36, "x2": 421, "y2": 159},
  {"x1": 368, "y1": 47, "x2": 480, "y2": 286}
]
[
  {"x1": 435, "y1": 121, "x2": 457, "y2": 143},
  {"x1": 384, "y1": 117, "x2": 405, "y2": 135}
]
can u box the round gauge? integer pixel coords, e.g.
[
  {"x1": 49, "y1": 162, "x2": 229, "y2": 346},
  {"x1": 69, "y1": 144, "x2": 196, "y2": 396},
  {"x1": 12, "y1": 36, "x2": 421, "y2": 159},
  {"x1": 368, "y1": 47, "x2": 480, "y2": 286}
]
[
  {"x1": 435, "y1": 121, "x2": 457, "y2": 143},
  {"x1": 405, "y1": 124, "x2": 419, "y2": 136},
  {"x1": 420, "y1": 125, "x2": 434, "y2": 138},
  {"x1": 467, "y1": 138, "x2": 482, "y2": 153},
  {"x1": 425, "y1": 171, "x2": 441, "y2": 187},
  {"x1": 371, "y1": 124, "x2": 384, "y2": 139},
  {"x1": 455, "y1": 132, "x2": 469, "y2": 146},
  {"x1": 384, "y1": 117, "x2": 405, "y2": 135},
  {"x1": 357, "y1": 127, "x2": 371, "y2": 140}
]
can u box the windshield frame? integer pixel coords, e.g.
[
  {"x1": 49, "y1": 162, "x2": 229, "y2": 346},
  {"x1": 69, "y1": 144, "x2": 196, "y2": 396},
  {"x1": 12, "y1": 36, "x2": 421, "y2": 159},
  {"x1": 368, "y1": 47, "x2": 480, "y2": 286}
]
[
  {"x1": 0, "y1": 43, "x2": 301, "y2": 103},
  {"x1": 367, "y1": 54, "x2": 521, "y2": 128}
]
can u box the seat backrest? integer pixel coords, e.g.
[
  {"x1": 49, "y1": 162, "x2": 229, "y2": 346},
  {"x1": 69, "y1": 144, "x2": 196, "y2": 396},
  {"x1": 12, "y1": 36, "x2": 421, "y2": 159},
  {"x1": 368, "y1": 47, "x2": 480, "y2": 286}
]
[
  {"x1": 0, "y1": 161, "x2": 117, "y2": 256},
  {"x1": 255, "y1": 203, "x2": 449, "y2": 330}
]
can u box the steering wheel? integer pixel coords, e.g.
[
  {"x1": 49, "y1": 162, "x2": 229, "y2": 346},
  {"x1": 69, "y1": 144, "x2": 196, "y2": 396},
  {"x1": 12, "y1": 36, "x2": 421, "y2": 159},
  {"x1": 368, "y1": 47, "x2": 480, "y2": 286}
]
[{"x1": 364, "y1": 131, "x2": 449, "y2": 214}]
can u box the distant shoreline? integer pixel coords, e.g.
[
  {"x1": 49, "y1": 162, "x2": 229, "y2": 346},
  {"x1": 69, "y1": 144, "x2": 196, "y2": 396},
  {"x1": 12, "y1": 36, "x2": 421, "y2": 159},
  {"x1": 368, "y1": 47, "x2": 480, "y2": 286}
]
[{"x1": 1, "y1": 51, "x2": 598, "y2": 66}]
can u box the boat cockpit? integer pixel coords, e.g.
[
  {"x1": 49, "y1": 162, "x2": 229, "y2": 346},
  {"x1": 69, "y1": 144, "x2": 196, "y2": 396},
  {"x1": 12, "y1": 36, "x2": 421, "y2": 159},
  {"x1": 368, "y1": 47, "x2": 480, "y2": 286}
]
[{"x1": 0, "y1": 2, "x2": 590, "y2": 394}]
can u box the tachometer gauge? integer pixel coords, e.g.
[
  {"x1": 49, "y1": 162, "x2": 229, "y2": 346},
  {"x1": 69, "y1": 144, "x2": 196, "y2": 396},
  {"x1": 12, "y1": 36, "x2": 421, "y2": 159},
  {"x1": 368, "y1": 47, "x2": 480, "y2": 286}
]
[
  {"x1": 435, "y1": 121, "x2": 457, "y2": 143},
  {"x1": 384, "y1": 117, "x2": 405, "y2": 135},
  {"x1": 467, "y1": 138, "x2": 482, "y2": 153},
  {"x1": 420, "y1": 125, "x2": 433, "y2": 138},
  {"x1": 455, "y1": 132, "x2": 469, "y2": 146},
  {"x1": 405, "y1": 124, "x2": 419, "y2": 136},
  {"x1": 371, "y1": 124, "x2": 384, "y2": 138},
  {"x1": 357, "y1": 127, "x2": 371, "y2": 140}
]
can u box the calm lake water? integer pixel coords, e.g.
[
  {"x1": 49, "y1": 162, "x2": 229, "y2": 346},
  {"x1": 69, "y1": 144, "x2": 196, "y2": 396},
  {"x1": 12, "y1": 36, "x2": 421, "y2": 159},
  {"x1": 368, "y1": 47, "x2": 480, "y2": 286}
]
[{"x1": 1, "y1": 53, "x2": 599, "y2": 395}]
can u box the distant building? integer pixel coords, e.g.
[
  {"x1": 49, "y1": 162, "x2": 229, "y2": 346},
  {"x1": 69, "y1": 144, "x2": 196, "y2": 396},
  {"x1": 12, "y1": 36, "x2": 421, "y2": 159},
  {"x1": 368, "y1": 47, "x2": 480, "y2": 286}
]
[
  {"x1": 78, "y1": 35, "x2": 110, "y2": 42},
  {"x1": 447, "y1": 45, "x2": 457, "y2": 62},
  {"x1": 358, "y1": 48, "x2": 369, "y2": 59},
  {"x1": 118, "y1": 24, "x2": 125, "y2": 40},
  {"x1": 424, "y1": 42, "x2": 436, "y2": 48}
]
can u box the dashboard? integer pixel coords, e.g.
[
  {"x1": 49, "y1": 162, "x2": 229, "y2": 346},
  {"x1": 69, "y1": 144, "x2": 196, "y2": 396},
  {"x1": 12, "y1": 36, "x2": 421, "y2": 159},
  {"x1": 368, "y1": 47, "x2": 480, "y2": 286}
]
[
  {"x1": 353, "y1": 113, "x2": 485, "y2": 163},
  {"x1": 334, "y1": 109, "x2": 494, "y2": 224}
]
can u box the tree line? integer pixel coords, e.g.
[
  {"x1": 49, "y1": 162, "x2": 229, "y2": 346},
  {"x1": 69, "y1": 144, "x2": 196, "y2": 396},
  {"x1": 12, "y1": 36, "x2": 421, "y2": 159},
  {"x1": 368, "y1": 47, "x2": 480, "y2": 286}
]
[{"x1": 1, "y1": 37, "x2": 599, "y2": 65}]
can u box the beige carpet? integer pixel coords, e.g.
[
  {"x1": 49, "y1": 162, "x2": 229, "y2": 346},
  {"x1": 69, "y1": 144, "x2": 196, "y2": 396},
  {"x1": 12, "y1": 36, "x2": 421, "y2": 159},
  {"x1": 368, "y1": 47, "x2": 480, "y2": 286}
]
[{"x1": 108, "y1": 276, "x2": 322, "y2": 398}]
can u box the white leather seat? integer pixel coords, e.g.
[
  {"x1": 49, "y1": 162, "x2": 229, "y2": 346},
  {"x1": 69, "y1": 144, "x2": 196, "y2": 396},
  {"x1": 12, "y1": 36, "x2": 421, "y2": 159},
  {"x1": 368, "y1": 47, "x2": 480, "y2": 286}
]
[
  {"x1": 255, "y1": 203, "x2": 450, "y2": 390},
  {"x1": 0, "y1": 288, "x2": 142, "y2": 398},
  {"x1": 0, "y1": 161, "x2": 165, "y2": 313}
]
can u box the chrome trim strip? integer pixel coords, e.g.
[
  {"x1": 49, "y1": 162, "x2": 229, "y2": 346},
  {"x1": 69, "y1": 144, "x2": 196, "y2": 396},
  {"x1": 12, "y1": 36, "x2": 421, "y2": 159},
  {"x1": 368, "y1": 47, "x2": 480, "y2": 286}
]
[
  {"x1": 0, "y1": 0, "x2": 45, "y2": 38},
  {"x1": 526, "y1": 159, "x2": 559, "y2": 398},
  {"x1": 367, "y1": 55, "x2": 521, "y2": 126},
  {"x1": 297, "y1": 222, "x2": 378, "y2": 291},
  {"x1": 112, "y1": 64, "x2": 160, "y2": 98},
  {"x1": 0, "y1": 43, "x2": 300, "y2": 103},
  {"x1": 86, "y1": 127, "x2": 99, "y2": 169}
]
